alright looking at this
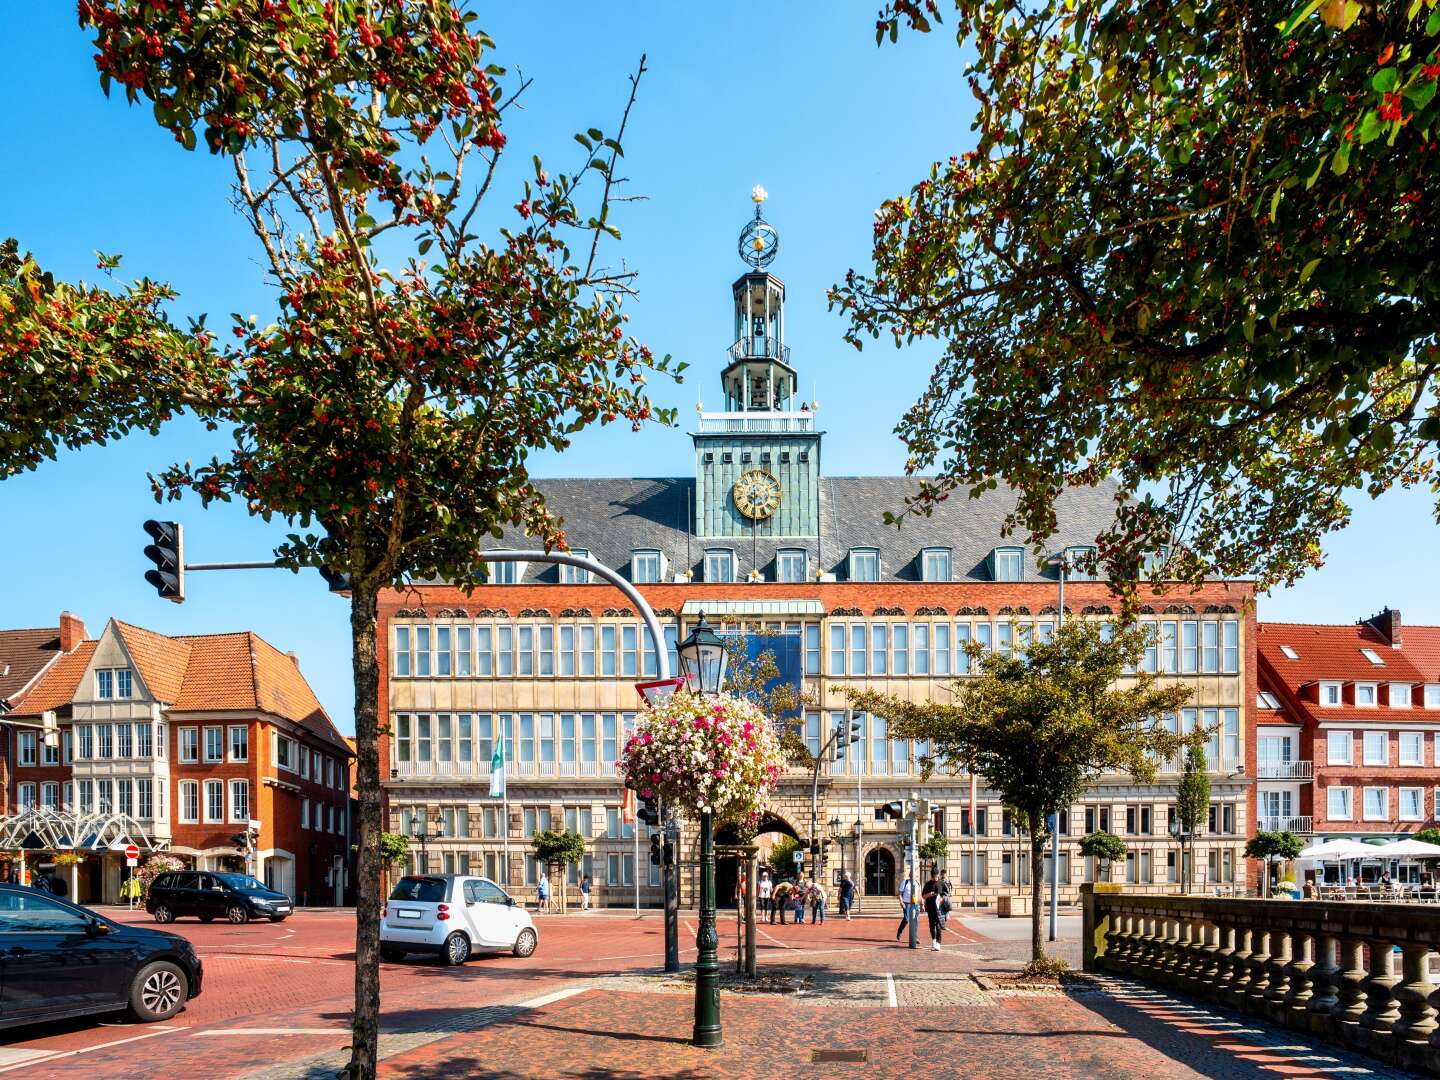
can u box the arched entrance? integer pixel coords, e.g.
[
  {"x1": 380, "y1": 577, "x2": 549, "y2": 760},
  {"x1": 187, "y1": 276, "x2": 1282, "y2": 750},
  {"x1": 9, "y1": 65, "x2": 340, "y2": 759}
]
[
  {"x1": 865, "y1": 848, "x2": 895, "y2": 898},
  {"x1": 716, "y1": 813, "x2": 799, "y2": 909}
]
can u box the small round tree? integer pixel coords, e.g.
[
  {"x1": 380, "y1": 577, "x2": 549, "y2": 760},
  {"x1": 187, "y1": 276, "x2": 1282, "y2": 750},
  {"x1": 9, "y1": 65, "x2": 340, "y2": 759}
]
[
  {"x1": 918, "y1": 833, "x2": 949, "y2": 878},
  {"x1": 1245, "y1": 831, "x2": 1305, "y2": 897},
  {"x1": 532, "y1": 829, "x2": 586, "y2": 913},
  {"x1": 1078, "y1": 831, "x2": 1128, "y2": 883}
]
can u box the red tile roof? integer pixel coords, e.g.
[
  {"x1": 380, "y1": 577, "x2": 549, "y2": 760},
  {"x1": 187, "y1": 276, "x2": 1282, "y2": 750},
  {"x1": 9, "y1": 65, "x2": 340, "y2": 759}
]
[
  {"x1": 5, "y1": 641, "x2": 98, "y2": 717},
  {"x1": 1257, "y1": 622, "x2": 1427, "y2": 685}
]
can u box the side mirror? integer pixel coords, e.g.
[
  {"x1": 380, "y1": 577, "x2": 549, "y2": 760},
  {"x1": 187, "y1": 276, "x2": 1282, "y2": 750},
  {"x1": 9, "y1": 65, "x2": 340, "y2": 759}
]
[
  {"x1": 506, "y1": 896, "x2": 515, "y2": 907},
  {"x1": 86, "y1": 919, "x2": 112, "y2": 936}
]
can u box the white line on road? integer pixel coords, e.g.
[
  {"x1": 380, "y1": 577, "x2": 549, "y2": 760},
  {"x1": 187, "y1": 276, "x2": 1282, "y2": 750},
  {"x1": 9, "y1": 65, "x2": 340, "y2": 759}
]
[
  {"x1": 886, "y1": 973, "x2": 898, "y2": 1008},
  {"x1": 194, "y1": 1029, "x2": 347, "y2": 1037},
  {"x1": 516, "y1": 987, "x2": 588, "y2": 1010},
  {"x1": 0, "y1": 1027, "x2": 178, "y2": 1074}
]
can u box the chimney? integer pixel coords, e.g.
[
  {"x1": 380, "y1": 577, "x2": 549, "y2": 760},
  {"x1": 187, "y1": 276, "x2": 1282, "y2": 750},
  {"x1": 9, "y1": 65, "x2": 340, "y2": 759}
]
[
  {"x1": 58, "y1": 612, "x2": 86, "y2": 653},
  {"x1": 287, "y1": 651, "x2": 301, "y2": 668},
  {"x1": 1364, "y1": 608, "x2": 1402, "y2": 647}
]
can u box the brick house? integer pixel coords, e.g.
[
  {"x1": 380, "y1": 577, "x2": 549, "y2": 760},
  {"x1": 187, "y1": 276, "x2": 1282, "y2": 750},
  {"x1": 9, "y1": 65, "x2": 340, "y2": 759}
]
[
  {"x1": 0, "y1": 616, "x2": 353, "y2": 905},
  {"x1": 376, "y1": 197, "x2": 1259, "y2": 906},
  {"x1": 1257, "y1": 610, "x2": 1440, "y2": 875}
]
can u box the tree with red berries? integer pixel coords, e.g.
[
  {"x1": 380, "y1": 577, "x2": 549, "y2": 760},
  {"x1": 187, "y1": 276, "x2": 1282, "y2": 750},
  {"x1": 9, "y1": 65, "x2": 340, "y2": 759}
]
[
  {"x1": 834, "y1": 0, "x2": 1439, "y2": 593},
  {"x1": 5, "y1": 5, "x2": 677, "y2": 1077}
]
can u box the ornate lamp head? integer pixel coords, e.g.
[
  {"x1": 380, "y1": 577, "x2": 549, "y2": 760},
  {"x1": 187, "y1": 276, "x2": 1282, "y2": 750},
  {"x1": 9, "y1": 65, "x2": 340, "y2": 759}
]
[{"x1": 738, "y1": 186, "x2": 779, "y2": 269}]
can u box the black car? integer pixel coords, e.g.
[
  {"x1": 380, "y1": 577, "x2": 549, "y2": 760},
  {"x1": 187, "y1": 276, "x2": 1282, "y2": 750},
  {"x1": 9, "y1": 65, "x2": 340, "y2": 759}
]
[
  {"x1": 147, "y1": 871, "x2": 293, "y2": 924},
  {"x1": 0, "y1": 883, "x2": 202, "y2": 1028}
]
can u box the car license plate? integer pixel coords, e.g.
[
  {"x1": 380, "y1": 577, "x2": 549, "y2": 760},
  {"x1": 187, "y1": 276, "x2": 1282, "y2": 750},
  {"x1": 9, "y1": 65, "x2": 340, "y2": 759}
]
[{"x1": 396, "y1": 909, "x2": 422, "y2": 920}]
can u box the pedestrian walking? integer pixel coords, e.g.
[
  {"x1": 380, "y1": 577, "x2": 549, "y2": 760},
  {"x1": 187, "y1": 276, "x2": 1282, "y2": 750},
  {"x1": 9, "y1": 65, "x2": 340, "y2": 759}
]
[
  {"x1": 922, "y1": 873, "x2": 942, "y2": 950},
  {"x1": 839, "y1": 871, "x2": 855, "y2": 919},
  {"x1": 810, "y1": 879, "x2": 827, "y2": 923},
  {"x1": 580, "y1": 873, "x2": 592, "y2": 912},
  {"x1": 938, "y1": 871, "x2": 952, "y2": 930},
  {"x1": 537, "y1": 871, "x2": 550, "y2": 913},
  {"x1": 895, "y1": 876, "x2": 915, "y2": 940},
  {"x1": 758, "y1": 870, "x2": 772, "y2": 918}
]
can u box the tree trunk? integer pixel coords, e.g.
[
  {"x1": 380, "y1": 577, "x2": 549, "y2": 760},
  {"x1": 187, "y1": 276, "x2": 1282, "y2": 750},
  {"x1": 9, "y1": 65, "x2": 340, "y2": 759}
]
[
  {"x1": 346, "y1": 578, "x2": 382, "y2": 1080},
  {"x1": 1030, "y1": 826, "x2": 1045, "y2": 965}
]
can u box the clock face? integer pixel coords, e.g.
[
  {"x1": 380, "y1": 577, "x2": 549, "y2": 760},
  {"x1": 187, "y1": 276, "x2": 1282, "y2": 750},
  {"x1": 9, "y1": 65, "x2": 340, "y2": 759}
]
[{"x1": 732, "y1": 469, "x2": 782, "y2": 520}]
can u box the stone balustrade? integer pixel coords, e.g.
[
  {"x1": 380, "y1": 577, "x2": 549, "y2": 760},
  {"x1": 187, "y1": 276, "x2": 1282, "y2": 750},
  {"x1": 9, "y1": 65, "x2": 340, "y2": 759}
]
[{"x1": 1082, "y1": 887, "x2": 1440, "y2": 1075}]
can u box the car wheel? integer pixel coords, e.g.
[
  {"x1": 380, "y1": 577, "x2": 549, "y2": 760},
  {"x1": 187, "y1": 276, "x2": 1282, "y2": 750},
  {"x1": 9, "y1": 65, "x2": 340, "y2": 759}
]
[
  {"x1": 443, "y1": 932, "x2": 471, "y2": 966},
  {"x1": 226, "y1": 904, "x2": 248, "y2": 924},
  {"x1": 129, "y1": 961, "x2": 188, "y2": 1022},
  {"x1": 513, "y1": 928, "x2": 538, "y2": 958},
  {"x1": 152, "y1": 904, "x2": 175, "y2": 924},
  {"x1": 380, "y1": 946, "x2": 406, "y2": 963}
]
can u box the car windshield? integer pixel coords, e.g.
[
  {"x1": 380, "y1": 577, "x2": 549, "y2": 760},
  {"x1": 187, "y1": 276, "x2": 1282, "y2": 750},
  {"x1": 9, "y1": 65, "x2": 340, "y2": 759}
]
[
  {"x1": 214, "y1": 873, "x2": 267, "y2": 891},
  {"x1": 389, "y1": 877, "x2": 448, "y2": 903}
]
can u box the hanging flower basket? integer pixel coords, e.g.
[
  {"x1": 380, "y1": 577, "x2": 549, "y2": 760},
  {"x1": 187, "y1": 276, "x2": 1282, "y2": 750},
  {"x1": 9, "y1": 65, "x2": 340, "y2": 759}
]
[
  {"x1": 52, "y1": 852, "x2": 83, "y2": 868},
  {"x1": 618, "y1": 690, "x2": 785, "y2": 823}
]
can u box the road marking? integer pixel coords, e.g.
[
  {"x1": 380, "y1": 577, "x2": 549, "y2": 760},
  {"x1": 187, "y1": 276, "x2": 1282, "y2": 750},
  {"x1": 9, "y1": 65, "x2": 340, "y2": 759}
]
[
  {"x1": 0, "y1": 1049, "x2": 53, "y2": 1067},
  {"x1": 886, "y1": 973, "x2": 898, "y2": 1008},
  {"x1": 756, "y1": 926, "x2": 795, "y2": 950},
  {"x1": 194, "y1": 1028, "x2": 347, "y2": 1037},
  {"x1": 0, "y1": 1027, "x2": 178, "y2": 1074},
  {"x1": 516, "y1": 986, "x2": 587, "y2": 1010}
]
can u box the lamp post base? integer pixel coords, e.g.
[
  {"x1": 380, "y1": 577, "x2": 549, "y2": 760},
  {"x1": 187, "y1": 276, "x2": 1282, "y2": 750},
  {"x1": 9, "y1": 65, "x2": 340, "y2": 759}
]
[{"x1": 692, "y1": 810, "x2": 723, "y2": 1048}]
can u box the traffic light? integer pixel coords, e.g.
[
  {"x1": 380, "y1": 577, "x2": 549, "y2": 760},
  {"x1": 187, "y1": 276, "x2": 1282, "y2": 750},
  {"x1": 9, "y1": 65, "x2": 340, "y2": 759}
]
[
  {"x1": 142, "y1": 520, "x2": 184, "y2": 603},
  {"x1": 879, "y1": 800, "x2": 904, "y2": 820},
  {"x1": 231, "y1": 833, "x2": 250, "y2": 852},
  {"x1": 832, "y1": 716, "x2": 862, "y2": 760},
  {"x1": 650, "y1": 833, "x2": 663, "y2": 865},
  {"x1": 319, "y1": 565, "x2": 351, "y2": 594},
  {"x1": 637, "y1": 792, "x2": 660, "y2": 827}
]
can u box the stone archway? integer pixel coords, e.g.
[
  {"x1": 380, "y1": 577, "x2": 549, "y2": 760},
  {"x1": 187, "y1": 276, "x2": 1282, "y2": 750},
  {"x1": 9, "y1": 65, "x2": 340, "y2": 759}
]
[
  {"x1": 865, "y1": 847, "x2": 896, "y2": 898},
  {"x1": 716, "y1": 813, "x2": 799, "y2": 908}
]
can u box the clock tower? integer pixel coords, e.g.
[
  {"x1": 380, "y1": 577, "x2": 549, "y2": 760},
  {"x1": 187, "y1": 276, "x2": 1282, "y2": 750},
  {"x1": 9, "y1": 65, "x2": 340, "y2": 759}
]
[{"x1": 692, "y1": 187, "x2": 822, "y2": 540}]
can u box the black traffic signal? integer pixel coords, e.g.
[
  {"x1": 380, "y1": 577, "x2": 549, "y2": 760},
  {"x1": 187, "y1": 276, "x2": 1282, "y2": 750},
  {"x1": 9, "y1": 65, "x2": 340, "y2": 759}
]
[
  {"x1": 879, "y1": 800, "x2": 904, "y2": 820},
  {"x1": 142, "y1": 520, "x2": 184, "y2": 603},
  {"x1": 637, "y1": 792, "x2": 660, "y2": 827},
  {"x1": 833, "y1": 716, "x2": 862, "y2": 760},
  {"x1": 650, "y1": 833, "x2": 663, "y2": 865},
  {"x1": 231, "y1": 833, "x2": 250, "y2": 851},
  {"x1": 319, "y1": 565, "x2": 351, "y2": 594}
]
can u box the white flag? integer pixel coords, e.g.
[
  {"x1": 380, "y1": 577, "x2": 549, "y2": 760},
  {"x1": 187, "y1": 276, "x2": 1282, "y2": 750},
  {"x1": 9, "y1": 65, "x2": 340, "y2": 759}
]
[{"x1": 488, "y1": 740, "x2": 505, "y2": 799}]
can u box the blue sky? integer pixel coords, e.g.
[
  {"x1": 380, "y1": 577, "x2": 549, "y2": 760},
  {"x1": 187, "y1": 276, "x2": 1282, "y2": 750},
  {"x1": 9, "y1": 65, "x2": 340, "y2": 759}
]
[{"x1": 2, "y1": 4, "x2": 1436, "y2": 734}]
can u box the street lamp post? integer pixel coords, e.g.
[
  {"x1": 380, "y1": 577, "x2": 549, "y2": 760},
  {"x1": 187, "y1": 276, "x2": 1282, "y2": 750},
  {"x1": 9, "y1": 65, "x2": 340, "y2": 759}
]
[
  {"x1": 676, "y1": 614, "x2": 728, "y2": 1049},
  {"x1": 409, "y1": 821, "x2": 439, "y2": 874}
]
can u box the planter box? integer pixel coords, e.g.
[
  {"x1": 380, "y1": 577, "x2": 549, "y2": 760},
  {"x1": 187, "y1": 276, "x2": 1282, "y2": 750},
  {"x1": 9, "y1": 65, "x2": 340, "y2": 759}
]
[{"x1": 996, "y1": 894, "x2": 1031, "y2": 918}]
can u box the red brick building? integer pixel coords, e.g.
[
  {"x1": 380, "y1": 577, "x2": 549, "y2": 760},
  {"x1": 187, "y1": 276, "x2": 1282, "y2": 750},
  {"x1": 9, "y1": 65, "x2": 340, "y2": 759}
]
[
  {"x1": 0, "y1": 615, "x2": 353, "y2": 905},
  {"x1": 1257, "y1": 610, "x2": 1440, "y2": 872}
]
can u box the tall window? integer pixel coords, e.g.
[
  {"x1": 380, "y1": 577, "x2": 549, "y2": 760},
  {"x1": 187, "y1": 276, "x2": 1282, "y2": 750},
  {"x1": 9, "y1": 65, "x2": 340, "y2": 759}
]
[
  {"x1": 848, "y1": 548, "x2": 879, "y2": 581},
  {"x1": 1363, "y1": 731, "x2": 1388, "y2": 766},
  {"x1": 17, "y1": 732, "x2": 36, "y2": 767},
  {"x1": 991, "y1": 547, "x2": 1024, "y2": 581},
  {"x1": 96, "y1": 669, "x2": 113, "y2": 699},
  {"x1": 204, "y1": 726, "x2": 223, "y2": 763},
  {"x1": 777, "y1": 549, "x2": 807, "y2": 583},
  {"x1": 1399, "y1": 731, "x2": 1424, "y2": 766},
  {"x1": 1362, "y1": 786, "x2": 1388, "y2": 821},
  {"x1": 704, "y1": 549, "x2": 735, "y2": 583},
  {"x1": 921, "y1": 548, "x2": 951, "y2": 582},
  {"x1": 180, "y1": 781, "x2": 200, "y2": 823},
  {"x1": 489, "y1": 560, "x2": 521, "y2": 584},
  {"x1": 1399, "y1": 787, "x2": 1423, "y2": 820},
  {"x1": 179, "y1": 727, "x2": 199, "y2": 763},
  {"x1": 394, "y1": 625, "x2": 411, "y2": 676},
  {"x1": 204, "y1": 780, "x2": 224, "y2": 823},
  {"x1": 229, "y1": 726, "x2": 249, "y2": 762},
  {"x1": 559, "y1": 550, "x2": 591, "y2": 584},
  {"x1": 1063, "y1": 546, "x2": 1097, "y2": 581},
  {"x1": 631, "y1": 550, "x2": 662, "y2": 583},
  {"x1": 1328, "y1": 730, "x2": 1353, "y2": 765}
]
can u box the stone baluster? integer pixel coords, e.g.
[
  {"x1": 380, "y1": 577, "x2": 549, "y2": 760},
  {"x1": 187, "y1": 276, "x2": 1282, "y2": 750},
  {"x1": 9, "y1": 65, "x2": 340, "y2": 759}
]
[
  {"x1": 1265, "y1": 928, "x2": 1293, "y2": 1010},
  {"x1": 1283, "y1": 928, "x2": 1314, "y2": 1020},
  {"x1": 1307, "y1": 931, "x2": 1341, "y2": 1019},
  {"x1": 1160, "y1": 915, "x2": 1182, "y2": 983},
  {"x1": 1207, "y1": 922, "x2": 1234, "y2": 995},
  {"x1": 1332, "y1": 936, "x2": 1369, "y2": 1034},
  {"x1": 1359, "y1": 938, "x2": 1401, "y2": 1038},
  {"x1": 1179, "y1": 918, "x2": 1204, "y2": 991},
  {"x1": 1391, "y1": 943, "x2": 1435, "y2": 1047},
  {"x1": 1138, "y1": 913, "x2": 1160, "y2": 970},
  {"x1": 1112, "y1": 910, "x2": 1136, "y2": 970},
  {"x1": 1246, "y1": 928, "x2": 1272, "y2": 1009},
  {"x1": 1197, "y1": 919, "x2": 1222, "y2": 993},
  {"x1": 1227, "y1": 926, "x2": 1254, "y2": 1008}
]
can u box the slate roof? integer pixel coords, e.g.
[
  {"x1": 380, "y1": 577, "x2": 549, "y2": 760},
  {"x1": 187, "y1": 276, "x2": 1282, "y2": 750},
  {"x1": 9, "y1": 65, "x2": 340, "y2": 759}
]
[{"x1": 472, "y1": 475, "x2": 1121, "y2": 585}]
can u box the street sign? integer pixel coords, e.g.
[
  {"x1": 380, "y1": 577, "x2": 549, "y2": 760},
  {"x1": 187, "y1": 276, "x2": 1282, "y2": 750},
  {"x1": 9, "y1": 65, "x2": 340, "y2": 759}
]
[
  {"x1": 248, "y1": 819, "x2": 262, "y2": 832},
  {"x1": 126, "y1": 857, "x2": 138, "y2": 867},
  {"x1": 792, "y1": 850, "x2": 804, "y2": 864},
  {"x1": 124, "y1": 844, "x2": 139, "y2": 860},
  {"x1": 635, "y1": 677, "x2": 685, "y2": 708}
]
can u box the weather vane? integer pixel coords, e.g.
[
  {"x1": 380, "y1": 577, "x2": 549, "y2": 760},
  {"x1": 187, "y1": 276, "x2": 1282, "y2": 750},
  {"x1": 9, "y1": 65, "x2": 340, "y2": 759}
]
[{"x1": 738, "y1": 185, "x2": 779, "y2": 269}]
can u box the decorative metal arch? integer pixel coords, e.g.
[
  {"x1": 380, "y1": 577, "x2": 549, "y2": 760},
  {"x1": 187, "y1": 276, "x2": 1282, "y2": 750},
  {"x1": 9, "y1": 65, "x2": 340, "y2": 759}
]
[{"x1": 0, "y1": 807, "x2": 168, "y2": 854}]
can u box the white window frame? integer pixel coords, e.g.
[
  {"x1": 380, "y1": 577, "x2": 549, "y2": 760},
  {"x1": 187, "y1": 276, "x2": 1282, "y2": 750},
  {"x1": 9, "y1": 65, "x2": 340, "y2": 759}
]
[
  {"x1": 776, "y1": 549, "x2": 807, "y2": 583},
  {"x1": 229, "y1": 725, "x2": 249, "y2": 762},
  {"x1": 1398, "y1": 786, "x2": 1424, "y2": 821},
  {"x1": 203, "y1": 726, "x2": 223, "y2": 763},
  {"x1": 1362, "y1": 786, "x2": 1388, "y2": 821},
  {"x1": 1426, "y1": 684, "x2": 1440, "y2": 710},
  {"x1": 1328, "y1": 729, "x2": 1353, "y2": 765},
  {"x1": 848, "y1": 548, "x2": 880, "y2": 582},
  {"x1": 301, "y1": 798, "x2": 311, "y2": 829},
  {"x1": 178, "y1": 727, "x2": 199, "y2": 764},
  {"x1": 203, "y1": 779, "x2": 224, "y2": 824},
  {"x1": 704, "y1": 549, "x2": 735, "y2": 583},
  {"x1": 1389, "y1": 683, "x2": 1412, "y2": 708},
  {"x1": 179, "y1": 780, "x2": 200, "y2": 823},
  {"x1": 1320, "y1": 681, "x2": 1342, "y2": 706},
  {"x1": 1399, "y1": 730, "x2": 1424, "y2": 767},
  {"x1": 95, "y1": 669, "x2": 113, "y2": 699},
  {"x1": 1062, "y1": 545, "x2": 1097, "y2": 581},
  {"x1": 16, "y1": 783, "x2": 35, "y2": 810},
  {"x1": 229, "y1": 780, "x2": 249, "y2": 823},
  {"x1": 630, "y1": 550, "x2": 663, "y2": 584},
  {"x1": 275, "y1": 733, "x2": 297, "y2": 772},
  {"x1": 40, "y1": 782, "x2": 59, "y2": 811},
  {"x1": 559, "y1": 550, "x2": 591, "y2": 584},
  {"x1": 991, "y1": 547, "x2": 1024, "y2": 582},
  {"x1": 17, "y1": 732, "x2": 36, "y2": 768},
  {"x1": 1362, "y1": 730, "x2": 1388, "y2": 766},
  {"x1": 488, "y1": 559, "x2": 523, "y2": 584},
  {"x1": 921, "y1": 547, "x2": 952, "y2": 583},
  {"x1": 1327, "y1": 785, "x2": 1353, "y2": 820},
  {"x1": 1355, "y1": 682, "x2": 1379, "y2": 707}
]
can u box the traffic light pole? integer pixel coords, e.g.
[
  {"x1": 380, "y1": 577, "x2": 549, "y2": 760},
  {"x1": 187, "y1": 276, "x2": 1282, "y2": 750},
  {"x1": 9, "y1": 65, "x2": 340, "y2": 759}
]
[
  {"x1": 663, "y1": 804, "x2": 680, "y2": 973},
  {"x1": 907, "y1": 816, "x2": 919, "y2": 950}
]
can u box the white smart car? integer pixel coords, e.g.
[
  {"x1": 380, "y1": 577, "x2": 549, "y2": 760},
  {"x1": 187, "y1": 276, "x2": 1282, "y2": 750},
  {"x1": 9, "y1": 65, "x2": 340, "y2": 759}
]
[{"x1": 380, "y1": 874, "x2": 538, "y2": 965}]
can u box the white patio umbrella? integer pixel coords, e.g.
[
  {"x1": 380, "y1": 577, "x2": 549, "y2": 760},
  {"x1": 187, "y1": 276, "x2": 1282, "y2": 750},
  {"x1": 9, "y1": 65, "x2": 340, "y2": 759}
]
[
  {"x1": 1377, "y1": 838, "x2": 1440, "y2": 859},
  {"x1": 1298, "y1": 839, "x2": 1374, "y2": 860}
]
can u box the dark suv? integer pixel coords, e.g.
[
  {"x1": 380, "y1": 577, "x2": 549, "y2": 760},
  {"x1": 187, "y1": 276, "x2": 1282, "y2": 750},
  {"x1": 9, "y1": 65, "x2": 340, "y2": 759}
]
[
  {"x1": 0, "y1": 884, "x2": 202, "y2": 1028},
  {"x1": 147, "y1": 871, "x2": 293, "y2": 924}
]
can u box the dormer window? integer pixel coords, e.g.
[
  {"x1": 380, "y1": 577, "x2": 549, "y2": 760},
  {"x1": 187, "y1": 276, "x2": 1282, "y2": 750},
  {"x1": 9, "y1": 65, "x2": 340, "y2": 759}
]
[
  {"x1": 1063, "y1": 546, "x2": 1097, "y2": 581},
  {"x1": 631, "y1": 550, "x2": 663, "y2": 584},
  {"x1": 1355, "y1": 682, "x2": 1378, "y2": 707},
  {"x1": 849, "y1": 548, "x2": 880, "y2": 582},
  {"x1": 1425, "y1": 684, "x2": 1440, "y2": 709},
  {"x1": 990, "y1": 547, "x2": 1024, "y2": 582},
  {"x1": 1319, "y1": 681, "x2": 1342, "y2": 706},
  {"x1": 777, "y1": 549, "x2": 808, "y2": 583},
  {"x1": 921, "y1": 547, "x2": 952, "y2": 583},
  {"x1": 488, "y1": 560, "x2": 522, "y2": 585},
  {"x1": 705, "y1": 549, "x2": 735, "y2": 583},
  {"x1": 559, "y1": 549, "x2": 591, "y2": 584},
  {"x1": 1389, "y1": 682, "x2": 1412, "y2": 708},
  {"x1": 1141, "y1": 545, "x2": 1172, "y2": 576}
]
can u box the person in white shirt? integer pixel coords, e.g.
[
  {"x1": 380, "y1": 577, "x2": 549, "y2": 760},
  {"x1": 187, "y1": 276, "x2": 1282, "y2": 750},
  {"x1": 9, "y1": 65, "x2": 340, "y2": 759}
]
[
  {"x1": 758, "y1": 870, "x2": 773, "y2": 918},
  {"x1": 895, "y1": 876, "x2": 915, "y2": 940}
]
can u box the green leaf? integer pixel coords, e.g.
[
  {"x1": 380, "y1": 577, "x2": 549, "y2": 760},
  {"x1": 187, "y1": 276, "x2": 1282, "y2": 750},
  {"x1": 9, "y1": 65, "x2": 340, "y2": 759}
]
[
  {"x1": 354, "y1": 213, "x2": 377, "y2": 231},
  {"x1": 1300, "y1": 257, "x2": 1321, "y2": 283},
  {"x1": 1306, "y1": 153, "x2": 1327, "y2": 189},
  {"x1": 1331, "y1": 140, "x2": 1350, "y2": 175},
  {"x1": 1357, "y1": 111, "x2": 1383, "y2": 143},
  {"x1": 1372, "y1": 68, "x2": 1398, "y2": 93},
  {"x1": 574, "y1": 133, "x2": 593, "y2": 151},
  {"x1": 1427, "y1": 9, "x2": 1440, "y2": 34},
  {"x1": 1243, "y1": 315, "x2": 1256, "y2": 343},
  {"x1": 1405, "y1": 81, "x2": 1437, "y2": 110},
  {"x1": 1279, "y1": 0, "x2": 1323, "y2": 35}
]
